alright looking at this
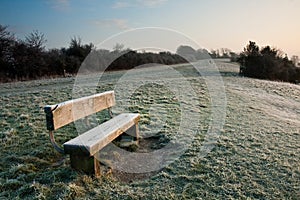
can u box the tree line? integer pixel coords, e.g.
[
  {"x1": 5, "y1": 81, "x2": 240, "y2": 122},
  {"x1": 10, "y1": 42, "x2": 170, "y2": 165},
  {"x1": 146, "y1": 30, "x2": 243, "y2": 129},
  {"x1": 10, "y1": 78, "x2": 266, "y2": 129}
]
[
  {"x1": 0, "y1": 25, "x2": 95, "y2": 82},
  {"x1": 1, "y1": 24, "x2": 299, "y2": 83},
  {"x1": 0, "y1": 25, "x2": 190, "y2": 82},
  {"x1": 0, "y1": 24, "x2": 241, "y2": 83},
  {"x1": 238, "y1": 41, "x2": 300, "y2": 83}
]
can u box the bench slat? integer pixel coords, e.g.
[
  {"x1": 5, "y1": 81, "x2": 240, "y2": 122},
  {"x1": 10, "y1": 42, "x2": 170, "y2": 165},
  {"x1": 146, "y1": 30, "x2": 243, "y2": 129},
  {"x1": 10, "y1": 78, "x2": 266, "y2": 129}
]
[
  {"x1": 44, "y1": 91, "x2": 115, "y2": 130},
  {"x1": 63, "y1": 113, "x2": 140, "y2": 156}
]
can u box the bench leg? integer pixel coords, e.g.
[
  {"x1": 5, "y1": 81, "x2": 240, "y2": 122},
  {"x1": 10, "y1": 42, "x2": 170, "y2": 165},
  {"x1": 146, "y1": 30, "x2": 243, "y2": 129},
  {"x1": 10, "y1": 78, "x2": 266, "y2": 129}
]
[
  {"x1": 69, "y1": 153, "x2": 101, "y2": 176},
  {"x1": 134, "y1": 123, "x2": 139, "y2": 142},
  {"x1": 94, "y1": 152, "x2": 101, "y2": 176},
  {"x1": 125, "y1": 123, "x2": 139, "y2": 142}
]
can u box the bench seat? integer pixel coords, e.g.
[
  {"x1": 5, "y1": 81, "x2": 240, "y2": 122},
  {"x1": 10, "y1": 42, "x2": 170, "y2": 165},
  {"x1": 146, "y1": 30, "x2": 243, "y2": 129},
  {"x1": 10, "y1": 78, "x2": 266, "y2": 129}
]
[{"x1": 64, "y1": 113, "x2": 140, "y2": 156}]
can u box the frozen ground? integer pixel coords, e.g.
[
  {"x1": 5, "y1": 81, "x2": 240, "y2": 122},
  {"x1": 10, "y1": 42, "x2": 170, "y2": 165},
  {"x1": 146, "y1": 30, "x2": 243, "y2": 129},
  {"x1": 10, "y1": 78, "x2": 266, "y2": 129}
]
[{"x1": 0, "y1": 60, "x2": 299, "y2": 199}]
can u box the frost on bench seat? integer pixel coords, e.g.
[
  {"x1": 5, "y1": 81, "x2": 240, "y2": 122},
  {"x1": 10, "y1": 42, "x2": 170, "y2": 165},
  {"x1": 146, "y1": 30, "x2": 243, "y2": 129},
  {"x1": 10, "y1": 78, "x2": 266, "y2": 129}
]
[{"x1": 63, "y1": 113, "x2": 140, "y2": 156}]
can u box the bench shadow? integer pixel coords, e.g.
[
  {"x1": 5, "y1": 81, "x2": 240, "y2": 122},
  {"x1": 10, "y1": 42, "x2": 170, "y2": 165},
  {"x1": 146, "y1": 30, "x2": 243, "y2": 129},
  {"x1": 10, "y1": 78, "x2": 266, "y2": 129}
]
[{"x1": 100, "y1": 136, "x2": 166, "y2": 183}]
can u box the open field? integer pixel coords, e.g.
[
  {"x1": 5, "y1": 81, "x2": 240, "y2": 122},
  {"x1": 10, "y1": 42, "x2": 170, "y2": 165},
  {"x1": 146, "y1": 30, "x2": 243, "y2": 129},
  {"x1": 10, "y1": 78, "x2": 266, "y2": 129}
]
[{"x1": 0, "y1": 61, "x2": 299, "y2": 199}]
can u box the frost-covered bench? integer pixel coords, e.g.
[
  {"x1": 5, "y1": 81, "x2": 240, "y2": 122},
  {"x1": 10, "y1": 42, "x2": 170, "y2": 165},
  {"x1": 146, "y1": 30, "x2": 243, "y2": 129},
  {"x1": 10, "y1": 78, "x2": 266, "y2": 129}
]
[{"x1": 44, "y1": 91, "x2": 140, "y2": 176}]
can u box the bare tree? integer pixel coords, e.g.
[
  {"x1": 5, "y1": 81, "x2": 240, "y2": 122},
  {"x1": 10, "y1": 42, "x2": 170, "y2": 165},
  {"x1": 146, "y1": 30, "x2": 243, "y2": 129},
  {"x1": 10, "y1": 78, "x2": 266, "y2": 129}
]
[
  {"x1": 70, "y1": 36, "x2": 82, "y2": 48},
  {"x1": 291, "y1": 55, "x2": 299, "y2": 66},
  {"x1": 113, "y1": 43, "x2": 124, "y2": 52},
  {"x1": 0, "y1": 25, "x2": 14, "y2": 41},
  {"x1": 25, "y1": 30, "x2": 47, "y2": 50},
  {"x1": 0, "y1": 25, "x2": 16, "y2": 80}
]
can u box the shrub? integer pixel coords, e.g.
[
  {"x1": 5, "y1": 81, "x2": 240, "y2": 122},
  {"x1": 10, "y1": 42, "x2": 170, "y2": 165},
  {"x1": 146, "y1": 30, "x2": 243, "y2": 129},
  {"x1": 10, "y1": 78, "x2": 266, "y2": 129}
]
[{"x1": 238, "y1": 41, "x2": 300, "y2": 83}]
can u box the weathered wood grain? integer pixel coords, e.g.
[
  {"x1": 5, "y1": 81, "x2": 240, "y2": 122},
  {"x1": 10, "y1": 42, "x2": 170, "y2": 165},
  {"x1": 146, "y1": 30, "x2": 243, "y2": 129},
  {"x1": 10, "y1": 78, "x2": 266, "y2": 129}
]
[{"x1": 44, "y1": 91, "x2": 115, "y2": 130}]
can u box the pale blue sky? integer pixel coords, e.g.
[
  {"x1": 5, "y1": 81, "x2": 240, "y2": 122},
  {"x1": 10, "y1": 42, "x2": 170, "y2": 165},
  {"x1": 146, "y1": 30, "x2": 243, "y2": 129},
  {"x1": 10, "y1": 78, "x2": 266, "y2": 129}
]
[{"x1": 0, "y1": 0, "x2": 299, "y2": 56}]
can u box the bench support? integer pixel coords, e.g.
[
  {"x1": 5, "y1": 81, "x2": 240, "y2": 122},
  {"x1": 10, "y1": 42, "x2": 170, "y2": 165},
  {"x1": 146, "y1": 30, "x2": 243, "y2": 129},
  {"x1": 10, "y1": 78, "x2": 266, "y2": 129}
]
[
  {"x1": 125, "y1": 124, "x2": 139, "y2": 141},
  {"x1": 70, "y1": 152, "x2": 101, "y2": 176},
  {"x1": 49, "y1": 131, "x2": 65, "y2": 154},
  {"x1": 69, "y1": 123, "x2": 139, "y2": 176}
]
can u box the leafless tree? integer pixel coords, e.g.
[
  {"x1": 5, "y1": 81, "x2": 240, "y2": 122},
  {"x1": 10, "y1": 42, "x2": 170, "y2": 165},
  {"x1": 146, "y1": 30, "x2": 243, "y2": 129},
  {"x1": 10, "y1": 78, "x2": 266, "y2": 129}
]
[{"x1": 25, "y1": 30, "x2": 47, "y2": 50}]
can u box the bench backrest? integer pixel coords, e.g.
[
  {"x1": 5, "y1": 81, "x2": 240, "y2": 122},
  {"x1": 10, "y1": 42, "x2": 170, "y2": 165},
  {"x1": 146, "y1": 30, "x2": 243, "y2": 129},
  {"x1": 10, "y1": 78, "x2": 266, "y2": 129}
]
[{"x1": 44, "y1": 91, "x2": 115, "y2": 131}]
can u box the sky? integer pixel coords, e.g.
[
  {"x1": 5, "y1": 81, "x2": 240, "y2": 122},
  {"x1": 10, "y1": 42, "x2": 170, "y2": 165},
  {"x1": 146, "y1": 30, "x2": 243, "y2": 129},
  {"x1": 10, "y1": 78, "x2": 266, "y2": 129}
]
[{"x1": 0, "y1": 0, "x2": 300, "y2": 57}]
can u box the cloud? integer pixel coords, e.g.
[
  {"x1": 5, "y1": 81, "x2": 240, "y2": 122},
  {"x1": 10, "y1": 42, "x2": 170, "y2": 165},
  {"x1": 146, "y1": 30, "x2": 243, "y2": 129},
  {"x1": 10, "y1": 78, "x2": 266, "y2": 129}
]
[
  {"x1": 112, "y1": 1, "x2": 130, "y2": 9},
  {"x1": 92, "y1": 19, "x2": 129, "y2": 30},
  {"x1": 112, "y1": 0, "x2": 167, "y2": 8},
  {"x1": 137, "y1": 0, "x2": 168, "y2": 7},
  {"x1": 49, "y1": 0, "x2": 70, "y2": 11}
]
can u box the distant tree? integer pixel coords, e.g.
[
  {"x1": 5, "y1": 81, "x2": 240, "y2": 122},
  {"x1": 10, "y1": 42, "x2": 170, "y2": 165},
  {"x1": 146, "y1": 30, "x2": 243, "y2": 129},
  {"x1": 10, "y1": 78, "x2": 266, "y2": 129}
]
[
  {"x1": 0, "y1": 25, "x2": 15, "y2": 81},
  {"x1": 25, "y1": 30, "x2": 47, "y2": 50},
  {"x1": 64, "y1": 36, "x2": 93, "y2": 73},
  {"x1": 209, "y1": 49, "x2": 217, "y2": 58},
  {"x1": 176, "y1": 45, "x2": 197, "y2": 61},
  {"x1": 70, "y1": 36, "x2": 81, "y2": 47},
  {"x1": 238, "y1": 41, "x2": 261, "y2": 76},
  {"x1": 68, "y1": 36, "x2": 94, "y2": 57},
  {"x1": 46, "y1": 48, "x2": 66, "y2": 76},
  {"x1": 220, "y1": 48, "x2": 231, "y2": 58},
  {"x1": 0, "y1": 25, "x2": 14, "y2": 52},
  {"x1": 12, "y1": 30, "x2": 48, "y2": 79},
  {"x1": 196, "y1": 48, "x2": 210, "y2": 60},
  {"x1": 113, "y1": 43, "x2": 125, "y2": 52},
  {"x1": 238, "y1": 41, "x2": 300, "y2": 83},
  {"x1": 229, "y1": 51, "x2": 238, "y2": 62},
  {"x1": 260, "y1": 46, "x2": 277, "y2": 58},
  {"x1": 291, "y1": 55, "x2": 299, "y2": 66},
  {"x1": 244, "y1": 41, "x2": 260, "y2": 56}
]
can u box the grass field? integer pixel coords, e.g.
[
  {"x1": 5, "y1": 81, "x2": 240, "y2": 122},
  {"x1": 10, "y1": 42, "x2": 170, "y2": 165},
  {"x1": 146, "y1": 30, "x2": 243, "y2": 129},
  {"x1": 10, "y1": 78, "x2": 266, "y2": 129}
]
[{"x1": 0, "y1": 61, "x2": 299, "y2": 199}]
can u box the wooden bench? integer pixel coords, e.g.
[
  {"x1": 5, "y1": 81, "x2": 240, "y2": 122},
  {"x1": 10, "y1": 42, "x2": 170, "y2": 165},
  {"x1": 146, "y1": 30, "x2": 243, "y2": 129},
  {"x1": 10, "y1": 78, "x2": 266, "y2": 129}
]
[{"x1": 44, "y1": 91, "x2": 140, "y2": 176}]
